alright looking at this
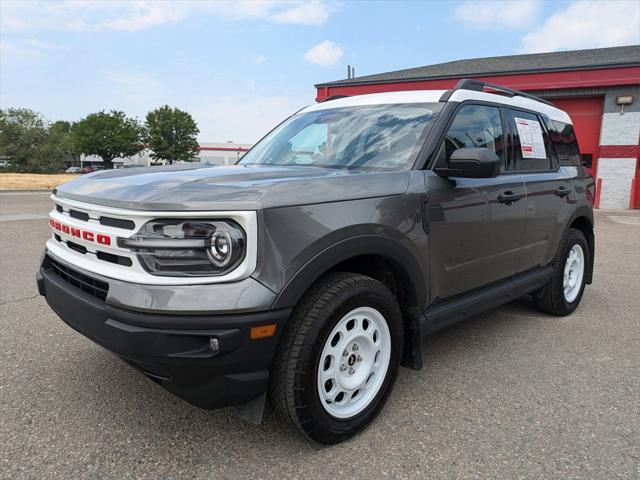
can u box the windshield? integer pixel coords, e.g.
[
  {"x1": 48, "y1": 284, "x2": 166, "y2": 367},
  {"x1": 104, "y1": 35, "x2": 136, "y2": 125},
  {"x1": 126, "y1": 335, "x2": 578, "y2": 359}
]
[{"x1": 239, "y1": 103, "x2": 442, "y2": 170}]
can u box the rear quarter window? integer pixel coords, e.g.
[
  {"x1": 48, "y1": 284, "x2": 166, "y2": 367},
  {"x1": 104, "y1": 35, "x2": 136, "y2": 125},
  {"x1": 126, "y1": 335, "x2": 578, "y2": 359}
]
[
  {"x1": 545, "y1": 120, "x2": 581, "y2": 167},
  {"x1": 557, "y1": 121, "x2": 581, "y2": 166}
]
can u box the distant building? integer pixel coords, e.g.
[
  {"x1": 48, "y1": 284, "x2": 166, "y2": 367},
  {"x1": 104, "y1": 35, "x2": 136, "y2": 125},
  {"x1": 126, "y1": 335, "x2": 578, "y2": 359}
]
[
  {"x1": 198, "y1": 142, "x2": 252, "y2": 165},
  {"x1": 77, "y1": 141, "x2": 253, "y2": 168},
  {"x1": 78, "y1": 153, "x2": 149, "y2": 168}
]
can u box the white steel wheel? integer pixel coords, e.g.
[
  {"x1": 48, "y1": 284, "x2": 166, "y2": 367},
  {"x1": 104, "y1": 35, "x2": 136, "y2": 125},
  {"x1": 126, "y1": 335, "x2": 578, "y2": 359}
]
[
  {"x1": 563, "y1": 244, "x2": 585, "y2": 303},
  {"x1": 317, "y1": 306, "x2": 391, "y2": 419}
]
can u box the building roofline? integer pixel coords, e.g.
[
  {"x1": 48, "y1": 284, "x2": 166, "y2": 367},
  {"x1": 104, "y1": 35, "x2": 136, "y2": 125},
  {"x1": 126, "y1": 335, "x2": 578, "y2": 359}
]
[
  {"x1": 316, "y1": 45, "x2": 640, "y2": 88},
  {"x1": 315, "y1": 62, "x2": 640, "y2": 88}
]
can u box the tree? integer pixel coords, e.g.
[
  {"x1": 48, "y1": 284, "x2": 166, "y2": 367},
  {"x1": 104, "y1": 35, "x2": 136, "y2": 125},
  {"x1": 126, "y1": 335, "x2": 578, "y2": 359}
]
[
  {"x1": 0, "y1": 108, "x2": 49, "y2": 171},
  {"x1": 43, "y1": 120, "x2": 82, "y2": 171},
  {"x1": 71, "y1": 110, "x2": 145, "y2": 169},
  {"x1": 145, "y1": 105, "x2": 200, "y2": 164}
]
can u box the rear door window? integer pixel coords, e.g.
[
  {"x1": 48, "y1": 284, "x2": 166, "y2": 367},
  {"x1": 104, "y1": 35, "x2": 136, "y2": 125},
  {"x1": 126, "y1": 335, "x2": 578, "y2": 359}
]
[{"x1": 507, "y1": 109, "x2": 553, "y2": 171}]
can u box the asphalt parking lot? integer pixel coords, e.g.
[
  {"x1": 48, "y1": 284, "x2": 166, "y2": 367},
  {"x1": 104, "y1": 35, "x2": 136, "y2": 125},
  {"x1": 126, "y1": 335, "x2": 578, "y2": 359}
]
[{"x1": 1, "y1": 192, "x2": 639, "y2": 479}]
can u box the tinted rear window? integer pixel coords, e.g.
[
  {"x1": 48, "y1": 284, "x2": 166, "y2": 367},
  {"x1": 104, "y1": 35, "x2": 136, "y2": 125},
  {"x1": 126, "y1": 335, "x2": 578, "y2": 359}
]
[{"x1": 546, "y1": 119, "x2": 581, "y2": 166}]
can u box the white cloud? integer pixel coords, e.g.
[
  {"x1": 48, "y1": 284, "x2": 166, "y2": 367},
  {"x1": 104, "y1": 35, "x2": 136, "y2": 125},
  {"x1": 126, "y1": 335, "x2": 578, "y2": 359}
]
[
  {"x1": 520, "y1": 0, "x2": 640, "y2": 53},
  {"x1": 0, "y1": 0, "x2": 336, "y2": 32},
  {"x1": 255, "y1": 55, "x2": 267, "y2": 64},
  {"x1": 100, "y1": 2, "x2": 188, "y2": 32},
  {"x1": 304, "y1": 40, "x2": 344, "y2": 67},
  {"x1": 22, "y1": 38, "x2": 59, "y2": 50},
  {"x1": 0, "y1": 37, "x2": 66, "y2": 64},
  {"x1": 453, "y1": 0, "x2": 540, "y2": 29},
  {"x1": 0, "y1": 41, "x2": 20, "y2": 56},
  {"x1": 271, "y1": 1, "x2": 331, "y2": 26},
  {"x1": 1, "y1": 0, "x2": 113, "y2": 32}
]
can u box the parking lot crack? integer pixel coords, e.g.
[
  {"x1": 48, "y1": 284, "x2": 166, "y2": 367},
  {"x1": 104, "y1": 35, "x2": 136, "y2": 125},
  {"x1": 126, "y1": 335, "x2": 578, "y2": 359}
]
[{"x1": 0, "y1": 294, "x2": 39, "y2": 306}]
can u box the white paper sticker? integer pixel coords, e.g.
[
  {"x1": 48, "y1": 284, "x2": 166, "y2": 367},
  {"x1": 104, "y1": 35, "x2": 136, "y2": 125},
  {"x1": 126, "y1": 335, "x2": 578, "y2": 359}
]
[{"x1": 514, "y1": 117, "x2": 546, "y2": 159}]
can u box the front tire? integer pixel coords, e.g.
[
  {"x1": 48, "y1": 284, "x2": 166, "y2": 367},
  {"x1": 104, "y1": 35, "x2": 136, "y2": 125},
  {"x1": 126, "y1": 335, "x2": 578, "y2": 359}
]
[
  {"x1": 269, "y1": 272, "x2": 403, "y2": 444},
  {"x1": 534, "y1": 228, "x2": 589, "y2": 316}
]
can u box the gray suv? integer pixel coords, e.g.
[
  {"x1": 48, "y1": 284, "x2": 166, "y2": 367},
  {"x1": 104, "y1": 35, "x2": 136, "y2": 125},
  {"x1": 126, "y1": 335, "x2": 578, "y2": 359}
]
[{"x1": 37, "y1": 80, "x2": 595, "y2": 444}]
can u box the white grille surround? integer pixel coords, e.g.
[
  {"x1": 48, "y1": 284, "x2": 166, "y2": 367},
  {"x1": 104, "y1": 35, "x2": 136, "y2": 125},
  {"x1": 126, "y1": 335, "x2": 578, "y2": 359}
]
[{"x1": 46, "y1": 195, "x2": 258, "y2": 286}]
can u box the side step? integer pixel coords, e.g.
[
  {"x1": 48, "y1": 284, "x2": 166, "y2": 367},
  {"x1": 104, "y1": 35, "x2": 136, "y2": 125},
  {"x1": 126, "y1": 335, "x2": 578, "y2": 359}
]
[{"x1": 421, "y1": 266, "x2": 553, "y2": 335}]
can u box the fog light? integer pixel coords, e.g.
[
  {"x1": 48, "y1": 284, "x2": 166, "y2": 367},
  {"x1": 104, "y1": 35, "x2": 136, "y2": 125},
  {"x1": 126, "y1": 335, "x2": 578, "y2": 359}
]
[{"x1": 209, "y1": 337, "x2": 220, "y2": 353}]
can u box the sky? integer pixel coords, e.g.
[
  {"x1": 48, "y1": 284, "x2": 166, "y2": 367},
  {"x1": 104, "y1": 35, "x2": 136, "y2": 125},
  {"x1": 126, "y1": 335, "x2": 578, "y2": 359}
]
[{"x1": 1, "y1": 0, "x2": 639, "y2": 143}]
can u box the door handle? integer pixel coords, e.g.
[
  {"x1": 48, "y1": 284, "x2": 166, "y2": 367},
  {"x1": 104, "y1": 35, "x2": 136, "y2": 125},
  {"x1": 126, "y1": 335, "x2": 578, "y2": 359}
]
[
  {"x1": 498, "y1": 191, "x2": 523, "y2": 204},
  {"x1": 555, "y1": 186, "x2": 571, "y2": 197}
]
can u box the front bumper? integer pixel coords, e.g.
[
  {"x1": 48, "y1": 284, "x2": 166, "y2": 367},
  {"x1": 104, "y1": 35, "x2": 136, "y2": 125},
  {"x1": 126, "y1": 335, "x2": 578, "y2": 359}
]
[{"x1": 37, "y1": 255, "x2": 291, "y2": 410}]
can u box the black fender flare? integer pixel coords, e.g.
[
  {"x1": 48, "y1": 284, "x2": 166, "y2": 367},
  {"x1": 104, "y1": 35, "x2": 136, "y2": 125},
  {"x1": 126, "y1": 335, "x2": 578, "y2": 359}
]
[
  {"x1": 271, "y1": 235, "x2": 427, "y2": 311},
  {"x1": 562, "y1": 205, "x2": 595, "y2": 284}
]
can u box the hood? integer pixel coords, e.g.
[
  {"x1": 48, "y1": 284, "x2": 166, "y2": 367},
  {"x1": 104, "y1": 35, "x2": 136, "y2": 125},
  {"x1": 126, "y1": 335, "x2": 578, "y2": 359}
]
[{"x1": 54, "y1": 164, "x2": 411, "y2": 211}]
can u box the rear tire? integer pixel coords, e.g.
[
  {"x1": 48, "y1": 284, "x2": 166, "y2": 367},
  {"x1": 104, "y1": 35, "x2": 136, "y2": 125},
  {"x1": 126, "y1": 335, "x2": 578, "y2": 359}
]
[
  {"x1": 269, "y1": 272, "x2": 403, "y2": 444},
  {"x1": 534, "y1": 228, "x2": 589, "y2": 316}
]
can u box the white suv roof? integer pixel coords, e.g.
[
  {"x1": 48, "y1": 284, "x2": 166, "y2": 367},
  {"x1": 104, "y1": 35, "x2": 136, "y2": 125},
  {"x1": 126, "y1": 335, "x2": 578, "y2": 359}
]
[{"x1": 305, "y1": 87, "x2": 571, "y2": 124}]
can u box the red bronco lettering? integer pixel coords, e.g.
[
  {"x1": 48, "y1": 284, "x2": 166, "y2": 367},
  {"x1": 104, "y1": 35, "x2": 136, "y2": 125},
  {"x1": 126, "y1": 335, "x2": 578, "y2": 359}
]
[{"x1": 49, "y1": 218, "x2": 111, "y2": 246}]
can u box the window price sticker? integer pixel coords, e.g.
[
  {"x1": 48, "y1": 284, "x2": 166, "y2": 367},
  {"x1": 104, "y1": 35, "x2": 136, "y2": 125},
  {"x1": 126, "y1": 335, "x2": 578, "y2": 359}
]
[{"x1": 514, "y1": 117, "x2": 546, "y2": 159}]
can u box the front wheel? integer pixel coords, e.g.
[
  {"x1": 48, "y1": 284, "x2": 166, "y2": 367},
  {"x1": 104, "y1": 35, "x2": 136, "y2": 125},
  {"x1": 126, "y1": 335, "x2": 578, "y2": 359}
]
[
  {"x1": 269, "y1": 272, "x2": 403, "y2": 444},
  {"x1": 534, "y1": 228, "x2": 589, "y2": 316}
]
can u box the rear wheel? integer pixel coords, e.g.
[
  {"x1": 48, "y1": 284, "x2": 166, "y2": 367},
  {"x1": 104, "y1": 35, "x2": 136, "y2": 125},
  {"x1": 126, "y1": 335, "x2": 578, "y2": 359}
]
[
  {"x1": 534, "y1": 228, "x2": 589, "y2": 316},
  {"x1": 269, "y1": 272, "x2": 403, "y2": 444}
]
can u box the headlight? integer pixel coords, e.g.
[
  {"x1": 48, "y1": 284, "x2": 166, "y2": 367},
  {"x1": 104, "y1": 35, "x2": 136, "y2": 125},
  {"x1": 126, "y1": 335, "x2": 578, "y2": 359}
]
[{"x1": 118, "y1": 219, "x2": 246, "y2": 276}]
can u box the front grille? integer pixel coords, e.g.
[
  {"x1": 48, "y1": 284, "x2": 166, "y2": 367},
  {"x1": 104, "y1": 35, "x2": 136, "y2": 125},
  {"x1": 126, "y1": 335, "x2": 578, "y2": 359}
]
[
  {"x1": 69, "y1": 209, "x2": 90, "y2": 221},
  {"x1": 97, "y1": 251, "x2": 133, "y2": 267},
  {"x1": 99, "y1": 216, "x2": 135, "y2": 230},
  {"x1": 55, "y1": 204, "x2": 136, "y2": 231},
  {"x1": 66, "y1": 240, "x2": 87, "y2": 254},
  {"x1": 52, "y1": 235, "x2": 134, "y2": 269},
  {"x1": 49, "y1": 258, "x2": 109, "y2": 301}
]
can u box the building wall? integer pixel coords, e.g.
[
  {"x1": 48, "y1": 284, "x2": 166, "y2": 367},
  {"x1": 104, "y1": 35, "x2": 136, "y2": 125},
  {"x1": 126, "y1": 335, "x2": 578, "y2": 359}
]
[
  {"x1": 315, "y1": 67, "x2": 640, "y2": 102},
  {"x1": 597, "y1": 85, "x2": 640, "y2": 209}
]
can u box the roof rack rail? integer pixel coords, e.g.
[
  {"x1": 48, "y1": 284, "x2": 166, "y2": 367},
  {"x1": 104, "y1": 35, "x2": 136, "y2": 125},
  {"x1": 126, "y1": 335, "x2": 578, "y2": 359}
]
[{"x1": 439, "y1": 79, "x2": 554, "y2": 106}]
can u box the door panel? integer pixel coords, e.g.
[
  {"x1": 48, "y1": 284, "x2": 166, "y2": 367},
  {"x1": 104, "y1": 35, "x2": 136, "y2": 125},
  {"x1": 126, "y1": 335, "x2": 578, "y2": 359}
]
[
  {"x1": 426, "y1": 103, "x2": 528, "y2": 303},
  {"x1": 426, "y1": 173, "x2": 526, "y2": 302},
  {"x1": 503, "y1": 107, "x2": 574, "y2": 273},
  {"x1": 519, "y1": 169, "x2": 577, "y2": 271}
]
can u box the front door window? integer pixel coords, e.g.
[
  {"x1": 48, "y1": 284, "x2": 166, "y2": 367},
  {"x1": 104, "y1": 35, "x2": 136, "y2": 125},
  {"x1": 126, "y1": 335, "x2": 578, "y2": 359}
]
[{"x1": 444, "y1": 104, "x2": 506, "y2": 172}]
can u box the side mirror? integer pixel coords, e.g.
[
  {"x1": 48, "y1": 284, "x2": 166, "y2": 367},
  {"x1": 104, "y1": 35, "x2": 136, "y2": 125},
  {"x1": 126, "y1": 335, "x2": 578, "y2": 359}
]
[{"x1": 435, "y1": 147, "x2": 501, "y2": 178}]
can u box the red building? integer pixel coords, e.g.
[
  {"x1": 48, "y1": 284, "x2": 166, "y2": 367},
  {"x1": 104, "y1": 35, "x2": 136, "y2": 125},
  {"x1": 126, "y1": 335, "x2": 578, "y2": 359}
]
[{"x1": 315, "y1": 45, "x2": 640, "y2": 209}]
